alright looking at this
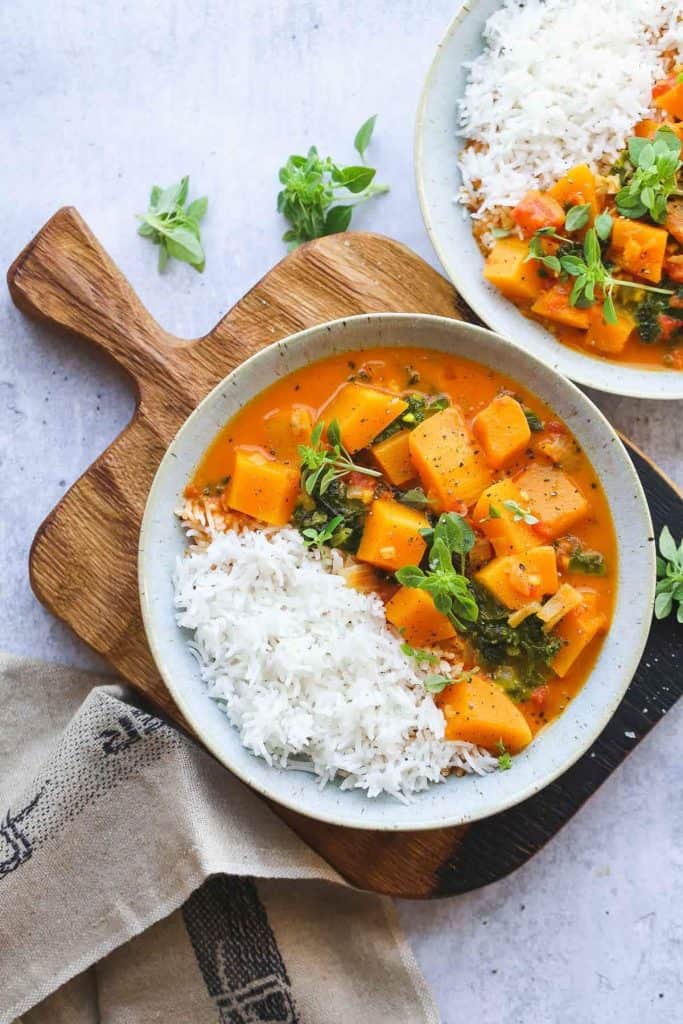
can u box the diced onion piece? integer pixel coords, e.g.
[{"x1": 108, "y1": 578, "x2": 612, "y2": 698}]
[
  {"x1": 507, "y1": 602, "x2": 542, "y2": 629},
  {"x1": 537, "y1": 583, "x2": 583, "y2": 631}
]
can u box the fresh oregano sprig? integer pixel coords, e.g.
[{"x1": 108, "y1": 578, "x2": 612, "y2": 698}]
[
  {"x1": 137, "y1": 176, "x2": 207, "y2": 272},
  {"x1": 526, "y1": 224, "x2": 674, "y2": 324},
  {"x1": 396, "y1": 513, "x2": 479, "y2": 630},
  {"x1": 616, "y1": 127, "x2": 683, "y2": 224},
  {"x1": 277, "y1": 117, "x2": 389, "y2": 249},
  {"x1": 655, "y1": 525, "x2": 683, "y2": 623},
  {"x1": 298, "y1": 420, "x2": 380, "y2": 497}
]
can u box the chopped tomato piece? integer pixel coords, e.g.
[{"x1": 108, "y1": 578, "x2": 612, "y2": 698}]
[
  {"x1": 666, "y1": 347, "x2": 683, "y2": 368},
  {"x1": 657, "y1": 314, "x2": 683, "y2": 341},
  {"x1": 652, "y1": 74, "x2": 678, "y2": 99},
  {"x1": 545, "y1": 420, "x2": 567, "y2": 435},
  {"x1": 531, "y1": 685, "x2": 549, "y2": 708},
  {"x1": 665, "y1": 200, "x2": 683, "y2": 246},
  {"x1": 634, "y1": 118, "x2": 660, "y2": 139},
  {"x1": 512, "y1": 190, "x2": 565, "y2": 238}
]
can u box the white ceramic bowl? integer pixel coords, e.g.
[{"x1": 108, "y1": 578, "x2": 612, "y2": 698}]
[
  {"x1": 415, "y1": 0, "x2": 683, "y2": 400},
  {"x1": 139, "y1": 313, "x2": 654, "y2": 831}
]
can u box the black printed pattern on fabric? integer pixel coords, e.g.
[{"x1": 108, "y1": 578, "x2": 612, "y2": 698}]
[
  {"x1": 183, "y1": 876, "x2": 300, "y2": 1024},
  {"x1": 0, "y1": 695, "x2": 182, "y2": 881}
]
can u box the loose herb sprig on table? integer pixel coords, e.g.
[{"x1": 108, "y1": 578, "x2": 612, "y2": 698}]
[
  {"x1": 298, "y1": 420, "x2": 380, "y2": 496},
  {"x1": 396, "y1": 513, "x2": 479, "y2": 630},
  {"x1": 655, "y1": 525, "x2": 683, "y2": 623},
  {"x1": 615, "y1": 128, "x2": 683, "y2": 224},
  {"x1": 527, "y1": 220, "x2": 674, "y2": 325},
  {"x1": 277, "y1": 116, "x2": 389, "y2": 249},
  {"x1": 137, "y1": 176, "x2": 207, "y2": 272}
]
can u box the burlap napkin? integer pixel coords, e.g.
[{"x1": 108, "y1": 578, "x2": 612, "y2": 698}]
[{"x1": 0, "y1": 653, "x2": 439, "y2": 1024}]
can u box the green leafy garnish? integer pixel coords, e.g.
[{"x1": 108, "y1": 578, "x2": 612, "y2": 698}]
[
  {"x1": 527, "y1": 226, "x2": 674, "y2": 325},
  {"x1": 298, "y1": 420, "x2": 381, "y2": 497},
  {"x1": 354, "y1": 114, "x2": 377, "y2": 162},
  {"x1": 567, "y1": 545, "x2": 606, "y2": 576},
  {"x1": 301, "y1": 515, "x2": 344, "y2": 551},
  {"x1": 400, "y1": 642, "x2": 439, "y2": 665},
  {"x1": 502, "y1": 499, "x2": 539, "y2": 525},
  {"x1": 464, "y1": 584, "x2": 562, "y2": 698},
  {"x1": 422, "y1": 674, "x2": 452, "y2": 693},
  {"x1": 496, "y1": 739, "x2": 513, "y2": 771},
  {"x1": 396, "y1": 513, "x2": 478, "y2": 630},
  {"x1": 372, "y1": 394, "x2": 449, "y2": 444},
  {"x1": 293, "y1": 479, "x2": 367, "y2": 553},
  {"x1": 655, "y1": 525, "x2": 683, "y2": 622},
  {"x1": 137, "y1": 176, "x2": 207, "y2": 272},
  {"x1": 564, "y1": 203, "x2": 591, "y2": 232},
  {"x1": 616, "y1": 128, "x2": 683, "y2": 224},
  {"x1": 524, "y1": 409, "x2": 544, "y2": 432},
  {"x1": 277, "y1": 119, "x2": 389, "y2": 249},
  {"x1": 594, "y1": 211, "x2": 613, "y2": 241},
  {"x1": 398, "y1": 487, "x2": 435, "y2": 510}
]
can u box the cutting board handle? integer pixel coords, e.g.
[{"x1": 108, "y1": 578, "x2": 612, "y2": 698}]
[{"x1": 7, "y1": 207, "x2": 176, "y2": 383}]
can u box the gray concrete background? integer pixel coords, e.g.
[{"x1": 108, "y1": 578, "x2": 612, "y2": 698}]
[{"x1": 1, "y1": 2, "x2": 680, "y2": 1020}]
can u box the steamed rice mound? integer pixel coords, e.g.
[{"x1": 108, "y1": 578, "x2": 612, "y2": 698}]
[{"x1": 174, "y1": 524, "x2": 497, "y2": 800}]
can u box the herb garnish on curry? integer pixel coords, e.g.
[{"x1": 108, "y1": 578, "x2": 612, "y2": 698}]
[{"x1": 183, "y1": 348, "x2": 616, "y2": 764}]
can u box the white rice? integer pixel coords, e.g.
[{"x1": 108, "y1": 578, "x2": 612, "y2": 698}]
[
  {"x1": 173, "y1": 525, "x2": 498, "y2": 801},
  {"x1": 458, "y1": 0, "x2": 682, "y2": 215}
]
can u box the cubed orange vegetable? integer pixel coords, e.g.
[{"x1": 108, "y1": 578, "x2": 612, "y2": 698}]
[
  {"x1": 512, "y1": 190, "x2": 565, "y2": 237},
  {"x1": 475, "y1": 546, "x2": 559, "y2": 610},
  {"x1": 483, "y1": 238, "x2": 544, "y2": 302},
  {"x1": 385, "y1": 586, "x2": 456, "y2": 646},
  {"x1": 409, "y1": 407, "x2": 491, "y2": 510},
  {"x1": 548, "y1": 164, "x2": 599, "y2": 220},
  {"x1": 264, "y1": 405, "x2": 313, "y2": 462},
  {"x1": 473, "y1": 479, "x2": 538, "y2": 556},
  {"x1": 356, "y1": 498, "x2": 428, "y2": 573},
  {"x1": 317, "y1": 383, "x2": 408, "y2": 453},
  {"x1": 516, "y1": 465, "x2": 589, "y2": 539},
  {"x1": 609, "y1": 217, "x2": 667, "y2": 283},
  {"x1": 371, "y1": 430, "x2": 416, "y2": 487},
  {"x1": 583, "y1": 304, "x2": 635, "y2": 355},
  {"x1": 473, "y1": 395, "x2": 531, "y2": 470},
  {"x1": 225, "y1": 450, "x2": 300, "y2": 525},
  {"x1": 552, "y1": 592, "x2": 607, "y2": 677},
  {"x1": 437, "y1": 674, "x2": 532, "y2": 754},
  {"x1": 531, "y1": 281, "x2": 590, "y2": 330},
  {"x1": 654, "y1": 81, "x2": 683, "y2": 120}
]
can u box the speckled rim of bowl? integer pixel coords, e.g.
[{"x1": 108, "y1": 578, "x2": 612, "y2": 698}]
[
  {"x1": 415, "y1": 0, "x2": 683, "y2": 400},
  {"x1": 138, "y1": 312, "x2": 655, "y2": 832}
]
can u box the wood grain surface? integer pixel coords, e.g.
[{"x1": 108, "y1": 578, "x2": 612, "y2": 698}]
[{"x1": 7, "y1": 208, "x2": 682, "y2": 897}]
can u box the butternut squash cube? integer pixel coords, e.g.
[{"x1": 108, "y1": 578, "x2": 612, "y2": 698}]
[
  {"x1": 356, "y1": 498, "x2": 428, "y2": 573},
  {"x1": 654, "y1": 81, "x2": 683, "y2": 120},
  {"x1": 531, "y1": 281, "x2": 590, "y2": 330},
  {"x1": 385, "y1": 587, "x2": 456, "y2": 646},
  {"x1": 584, "y1": 304, "x2": 635, "y2": 355},
  {"x1": 438, "y1": 674, "x2": 532, "y2": 754},
  {"x1": 516, "y1": 465, "x2": 589, "y2": 539},
  {"x1": 370, "y1": 430, "x2": 416, "y2": 487},
  {"x1": 548, "y1": 164, "x2": 599, "y2": 220},
  {"x1": 409, "y1": 407, "x2": 491, "y2": 510},
  {"x1": 317, "y1": 384, "x2": 408, "y2": 454},
  {"x1": 473, "y1": 395, "x2": 531, "y2": 469},
  {"x1": 609, "y1": 217, "x2": 668, "y2": 284},
  {"x1": 475, "y1": 546, "x2": 559, "y2": 610},
  {"x1": 483, "y1": 238, "x2": 543, "y2": 302},
  {"x1": 552, "y1": 592, "x2": 607, "y2": 677},
  {"x1": 472, "y1": 479, "x2": 538, "y2": 556},
  {"x1": 225, "y1": 450, "x2": 300, "y2": 526}
]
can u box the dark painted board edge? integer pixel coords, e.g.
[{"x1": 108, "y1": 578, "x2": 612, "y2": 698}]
[{"x1": 433, "y1": 442, "x2": 682, "y2": 897}]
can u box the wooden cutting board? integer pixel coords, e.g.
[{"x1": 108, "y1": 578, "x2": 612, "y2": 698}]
[{"x1": 8, "y1": 208, "x2": 682, "y2": 898}]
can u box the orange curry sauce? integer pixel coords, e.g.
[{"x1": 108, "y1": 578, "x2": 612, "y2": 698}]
[{"x1": 187, "y1": 346, "x2": 617, "y2": 738}]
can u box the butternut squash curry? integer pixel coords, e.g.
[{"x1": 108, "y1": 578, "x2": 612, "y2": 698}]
[
  {"x1": 185, "y1": 347, "x2": 616, "y2": 762},
  {"x1": 481, "y1": 72, "x2": 683, "y2": 369}
]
